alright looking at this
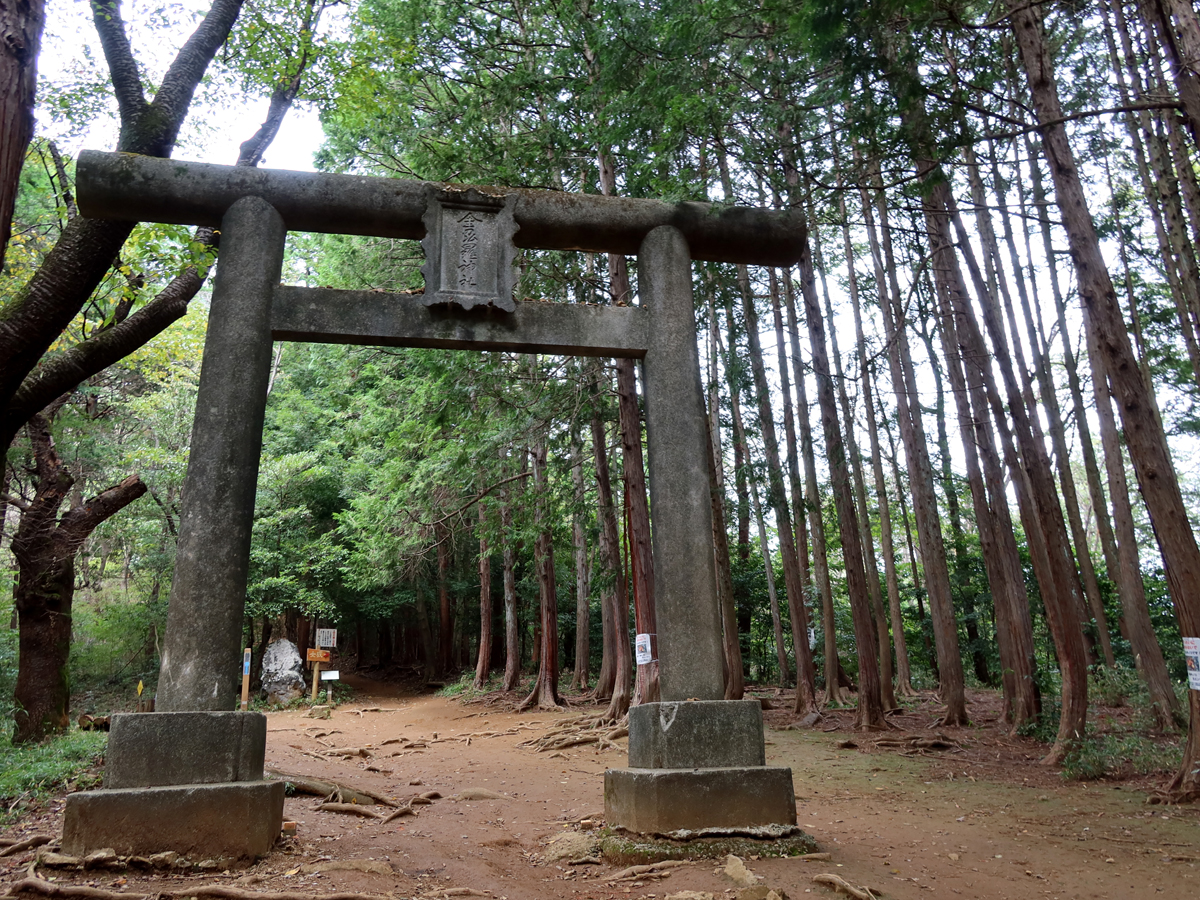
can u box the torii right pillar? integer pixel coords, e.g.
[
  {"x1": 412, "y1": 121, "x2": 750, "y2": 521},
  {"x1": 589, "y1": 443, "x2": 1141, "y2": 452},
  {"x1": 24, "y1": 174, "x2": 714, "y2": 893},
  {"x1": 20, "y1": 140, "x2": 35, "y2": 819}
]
[{"x1": 603, "y1": 226, "x2": 797, "y2": 836}]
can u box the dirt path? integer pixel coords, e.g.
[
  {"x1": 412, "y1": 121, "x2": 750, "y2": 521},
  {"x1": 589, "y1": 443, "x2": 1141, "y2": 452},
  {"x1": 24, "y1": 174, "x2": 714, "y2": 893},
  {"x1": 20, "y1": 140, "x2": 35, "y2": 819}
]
[{"x1": 3, "y1": 679, "x2": 1199, "y2": 900}]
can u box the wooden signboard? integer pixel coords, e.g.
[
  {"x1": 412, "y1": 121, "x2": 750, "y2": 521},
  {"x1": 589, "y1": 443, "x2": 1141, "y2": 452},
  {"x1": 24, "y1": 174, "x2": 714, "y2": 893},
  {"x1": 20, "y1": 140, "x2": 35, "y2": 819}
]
[{"x1": 307, "y1": 648, "x2": 331, "y2": 663}]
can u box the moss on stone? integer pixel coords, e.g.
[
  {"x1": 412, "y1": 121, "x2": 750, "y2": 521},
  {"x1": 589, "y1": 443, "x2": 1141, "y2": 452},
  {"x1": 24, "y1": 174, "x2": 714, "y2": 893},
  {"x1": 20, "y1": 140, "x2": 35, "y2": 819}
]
[{"x1": 597, "y1": 827, "x2": 819, "y2": 865}]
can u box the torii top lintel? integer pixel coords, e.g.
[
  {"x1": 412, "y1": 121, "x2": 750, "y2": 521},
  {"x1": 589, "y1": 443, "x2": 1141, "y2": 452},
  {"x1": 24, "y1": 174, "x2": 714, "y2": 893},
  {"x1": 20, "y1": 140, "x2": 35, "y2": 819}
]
[{"x1": 75, "y1": 151, "x2": 805, "y2": 268}]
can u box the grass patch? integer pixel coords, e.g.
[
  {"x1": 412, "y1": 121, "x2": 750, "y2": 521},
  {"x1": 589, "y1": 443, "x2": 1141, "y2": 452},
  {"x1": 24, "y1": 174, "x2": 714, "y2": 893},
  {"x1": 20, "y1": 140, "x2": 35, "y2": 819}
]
[{"x1": 0, "y1": 729, "x2": 107, "y2": 823}]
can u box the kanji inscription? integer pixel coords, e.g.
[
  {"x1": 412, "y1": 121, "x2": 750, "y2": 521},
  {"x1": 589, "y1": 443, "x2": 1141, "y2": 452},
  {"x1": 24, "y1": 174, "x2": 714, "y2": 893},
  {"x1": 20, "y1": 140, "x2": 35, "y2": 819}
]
[{"x1": 421, "y1": 187, "x2": 518, "y2": 311}]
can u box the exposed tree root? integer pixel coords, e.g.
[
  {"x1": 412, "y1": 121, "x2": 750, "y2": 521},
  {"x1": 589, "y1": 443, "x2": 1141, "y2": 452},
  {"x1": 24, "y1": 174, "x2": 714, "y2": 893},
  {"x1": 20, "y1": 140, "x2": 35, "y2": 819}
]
[
  {"x1": 380, "y1": 805, "x2": 416, "y2": 824},
  {"x1": 0, "y1": 837, "x2": 52, "y2": 857},
  {"x1": 317, "y1": 802, "x2": 382, "y2": 818},
  {"x1": 518, "y1": 714, "x2": 628, "y2": 752},
  {"x1": 605, "y1": 860, "x2": 691, "y2": 882},
  {"x1": 811, "y1": 873, "x2": 879, "y2": 899},
  {"x1": 266, "y1": 770, "x2": 398, "y2": 807},
  {"x1": 872, "y1": 733, "x2": 962, "y2": 754}
]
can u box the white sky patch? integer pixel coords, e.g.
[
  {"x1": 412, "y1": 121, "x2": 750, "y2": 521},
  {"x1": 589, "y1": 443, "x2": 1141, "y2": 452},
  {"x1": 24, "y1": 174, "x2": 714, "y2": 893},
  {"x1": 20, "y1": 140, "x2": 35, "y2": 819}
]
[{"x1": 36, "y1": 0, "x2": 326, "y2": 171}]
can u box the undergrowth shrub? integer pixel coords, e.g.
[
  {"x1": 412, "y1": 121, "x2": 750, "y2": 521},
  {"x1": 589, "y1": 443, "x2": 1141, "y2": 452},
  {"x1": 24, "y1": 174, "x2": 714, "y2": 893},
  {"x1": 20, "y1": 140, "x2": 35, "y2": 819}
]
[
  {"x1": 1089, "y1": 666, "x2": 1145, "y2": 708},
  {"x1": 1060, "y1": 729, "x2": 1182, "y2": 781}
]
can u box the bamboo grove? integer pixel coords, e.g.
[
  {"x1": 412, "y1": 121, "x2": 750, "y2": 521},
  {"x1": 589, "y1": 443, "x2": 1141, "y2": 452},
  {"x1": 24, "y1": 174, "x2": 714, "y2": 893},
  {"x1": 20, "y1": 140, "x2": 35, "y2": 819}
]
[{"x1": 3, "y1": 0, "x2": 1200, "y2": 800}]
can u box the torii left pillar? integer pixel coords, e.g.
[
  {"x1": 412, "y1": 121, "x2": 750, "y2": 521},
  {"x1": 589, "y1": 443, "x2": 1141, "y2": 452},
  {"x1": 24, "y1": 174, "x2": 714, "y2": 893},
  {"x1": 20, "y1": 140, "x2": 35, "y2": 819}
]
[{"x1": 62, "y1": 198, "x2": 287, "y2": 862}]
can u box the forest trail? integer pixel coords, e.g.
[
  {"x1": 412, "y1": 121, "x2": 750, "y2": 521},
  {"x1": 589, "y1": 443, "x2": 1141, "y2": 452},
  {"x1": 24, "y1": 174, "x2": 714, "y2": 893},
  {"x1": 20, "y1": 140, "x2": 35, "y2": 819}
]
[{"x1": 3, "y1": 681, "x2": 1199, "y2": 899}]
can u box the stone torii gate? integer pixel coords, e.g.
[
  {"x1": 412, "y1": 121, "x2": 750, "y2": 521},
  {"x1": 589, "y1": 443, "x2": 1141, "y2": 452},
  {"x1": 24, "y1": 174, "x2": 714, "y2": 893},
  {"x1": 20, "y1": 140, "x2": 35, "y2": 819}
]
[{"x1": 63, "y1": 151, "x2": 802, "y2": 859}]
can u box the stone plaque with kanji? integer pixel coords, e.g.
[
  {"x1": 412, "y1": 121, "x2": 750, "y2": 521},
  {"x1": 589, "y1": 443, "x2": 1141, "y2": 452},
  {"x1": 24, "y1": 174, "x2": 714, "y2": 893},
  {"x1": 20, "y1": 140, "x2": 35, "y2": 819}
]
[{"x1": 421, "y1": 187, "x2": 518, "y2": 312}]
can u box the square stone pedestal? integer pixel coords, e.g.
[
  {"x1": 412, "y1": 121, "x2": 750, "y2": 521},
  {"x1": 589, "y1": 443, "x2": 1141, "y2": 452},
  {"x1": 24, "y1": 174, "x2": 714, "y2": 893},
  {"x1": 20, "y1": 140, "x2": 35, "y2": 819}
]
[
  {"x1": 605, "y1": 699, "x2": 796, "y2": 836},
  {"x1": 63, "y1": 711, "x2": 282, "y2": 861},
  {"x1": 63, "y1": 781, "x2": 284, "y2": 859}
]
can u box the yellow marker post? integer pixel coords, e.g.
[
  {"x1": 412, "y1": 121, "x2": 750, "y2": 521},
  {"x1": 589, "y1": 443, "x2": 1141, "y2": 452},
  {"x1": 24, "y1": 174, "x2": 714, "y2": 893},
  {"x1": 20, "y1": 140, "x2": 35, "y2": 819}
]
[
  {"x1": 240, "y1": 647, "x2": 252, "y2": 710},
  {"x1": 306, "y1": 648, "x2": 330, "y2": 702}
]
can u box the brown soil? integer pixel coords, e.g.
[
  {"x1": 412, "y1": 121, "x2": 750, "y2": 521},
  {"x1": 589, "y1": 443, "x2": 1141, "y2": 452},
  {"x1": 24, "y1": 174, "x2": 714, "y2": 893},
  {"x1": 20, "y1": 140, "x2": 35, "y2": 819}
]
[{"x1": 2, "y1": 679, "x2": 1199, "y2": 900}]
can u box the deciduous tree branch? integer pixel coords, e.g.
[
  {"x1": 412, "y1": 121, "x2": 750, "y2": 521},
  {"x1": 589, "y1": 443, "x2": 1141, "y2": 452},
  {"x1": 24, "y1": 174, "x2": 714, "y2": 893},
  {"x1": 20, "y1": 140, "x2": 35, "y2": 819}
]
[
  {"x1": 89, "y1": 0, "x2": 146, "y2": 129},
  {"x1": 148, "y1": 0, "x2": 246, "y2": 155}
]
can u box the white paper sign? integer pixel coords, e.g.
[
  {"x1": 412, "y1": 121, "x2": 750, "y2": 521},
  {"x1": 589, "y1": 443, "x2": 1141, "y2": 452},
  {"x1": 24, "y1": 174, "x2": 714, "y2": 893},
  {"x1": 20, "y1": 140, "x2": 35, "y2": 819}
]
[
  {"x1": 635, "y1": 633, "x2": 653, "y2": 666},
  {"x1": 316, "y1": 628, "x2": 337, "y2": 648},
  {"x1": 1184, "y1": 637, "x2": 1200, "y2": 691},
  {"x1": 320, "y1": 669, "x2": 340, "y2": 681}
]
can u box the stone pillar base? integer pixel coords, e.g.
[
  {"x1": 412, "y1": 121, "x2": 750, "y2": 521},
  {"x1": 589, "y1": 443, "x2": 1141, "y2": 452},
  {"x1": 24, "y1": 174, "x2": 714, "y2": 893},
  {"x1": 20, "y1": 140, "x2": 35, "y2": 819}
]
[
  {"x1": 65, "y1": 711, "x2": 280, "y2": 862},
  {"x1": 63, "y1": 781, "x2": 284, "y2": 861},
  {"x1": 604, "y1": 766, "x2": 796, "y2": 835},
  {"x1": 608, "y1": 700, "x2": 795, "y2": 836}
]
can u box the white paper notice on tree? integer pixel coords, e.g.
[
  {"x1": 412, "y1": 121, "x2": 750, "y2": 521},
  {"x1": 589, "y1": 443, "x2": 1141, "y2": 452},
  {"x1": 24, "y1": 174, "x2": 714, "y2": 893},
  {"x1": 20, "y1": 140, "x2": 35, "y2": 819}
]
[
  {"x1": 1185, "y1": 637, "x2": 1200, "y2": 690},
  {"x1": 635, "y1": 633, "x2": 653, "y2": 666}
]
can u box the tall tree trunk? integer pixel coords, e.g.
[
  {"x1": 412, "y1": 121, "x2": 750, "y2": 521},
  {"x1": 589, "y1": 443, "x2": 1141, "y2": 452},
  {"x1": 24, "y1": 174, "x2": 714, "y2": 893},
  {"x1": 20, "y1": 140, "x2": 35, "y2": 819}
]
[
  {"x1": 870, "y1": 173, "x2": 967, "y2": 725},
  {"x1": 767, "y1": 268, "x2": 814, "y2": 652},
  {"x1": 0, "y1": 0, "x2": 44, "y2": 273},
  {"x1": 1085, "y1": 308, "x2": 1183, "y2": 731},
  {"x1": 13, "y1": 412, "x2": 146, "y2": 742},
  {"x1": 798, "y1": 232, "x2": 886, "y2": 730},
  {"x1": 520, "y1": 441, "x2": 563, "y2": 711},
  {"x1": 937, "y1": 282, "x2": 1041, "y2": 730},
  {"x1": 597, "y1": 148, "x2": 657, "y2": 706},
  {"x1": 723, "y1": 264, "x2": 818, "y2": 717},
  {"x1": 964, "y1": 143, "x2": 1114, "y2": 667},
  {"x1": 590, "y1": 377, "x2": 632, "y2": 720},
  {"x1": 824, "y1": 189, "x2": 897, "y2": 710},
  {"x1": 501, "y1": 451, "x2": 521, "y2": 692},
  {"x1": 880, "y1": 406, "x2": 933, "y2": 678},
  {"x1": 1139, "y1": 0, "x2": 1200, "y2": 152},
  {"x1": 995, "y1": 134, "x2": 1120, "y2": 593},
  {"x1": 779, "y1": 277, "x2": 834, "y2": 708},
  {"x1": 788, "y1": 194, "x2": 846, "y2": 707},
  {"x1": 934, "y1": 177, "x2": 1088, "y2": 760},
  {"x1": 706, "y1": 287, "x2": 744, "y2": 699},
  {"x1": 753, "y1": 483, "x2": 791, "y2": 686},
  {"x1": 570, "y1": 427, "x2": 591, "y2": 692},
  {"x1": 917, "y1": 319, "x2": 992, "y2": 687},
  {"x1": 854, "y1": 162, "x2": 918, "y2": 697},
  {"x1": 474, "y1": 501, "x2": 492, "y2": 691},
  {"x1": 741, "y1": 415, "x2": 791, "y2": 686}
]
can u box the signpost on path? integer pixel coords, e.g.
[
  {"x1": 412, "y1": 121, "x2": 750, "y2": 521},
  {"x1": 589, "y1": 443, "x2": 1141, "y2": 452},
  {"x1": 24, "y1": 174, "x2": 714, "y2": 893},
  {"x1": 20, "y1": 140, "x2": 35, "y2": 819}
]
[{"x1": 308, "y1": 641, "x2": 333, "y2": 700}]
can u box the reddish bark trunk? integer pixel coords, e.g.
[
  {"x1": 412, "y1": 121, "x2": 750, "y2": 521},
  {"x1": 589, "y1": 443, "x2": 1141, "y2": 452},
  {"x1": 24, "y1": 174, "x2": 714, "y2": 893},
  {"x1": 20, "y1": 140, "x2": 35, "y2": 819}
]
[
  {"x1": 12, "y1": 412, "x2": 146, "y2": 742},
  {"x1": 570, "y1": 429, "x2": 591, "y2": 692},
  {"x1": 798, "y1": 233, "x2": 885, "y2": 730},
  {"x1": 590, "y1": 378, "x2": 632, "y2": 720},
  {"x1": 474, "y1": 501, "x2": 492, "y2": 690},
  {"x1": 0, "y1": 0, "x2": 44, "y2": 273},
  {"x1": 871, "y1": 177, "x2": 967, "y2": 725},
  {"x1": 520, "y1": 443, "x2": 563, "y2": 711}
]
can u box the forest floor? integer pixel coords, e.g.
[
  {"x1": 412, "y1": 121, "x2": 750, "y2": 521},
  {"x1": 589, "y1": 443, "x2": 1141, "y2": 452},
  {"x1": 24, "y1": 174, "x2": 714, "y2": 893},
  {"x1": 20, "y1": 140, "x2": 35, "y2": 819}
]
[{"x1": 2, "y1": 677, "x2": 1199, "y2": 900}]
